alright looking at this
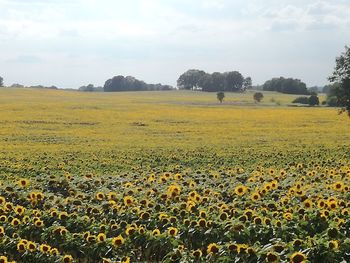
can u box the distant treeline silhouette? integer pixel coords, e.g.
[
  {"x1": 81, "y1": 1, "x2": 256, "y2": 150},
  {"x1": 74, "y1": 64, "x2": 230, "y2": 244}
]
[{"x1": 104, "y1": 75, "x2": 174, "y2": 92}]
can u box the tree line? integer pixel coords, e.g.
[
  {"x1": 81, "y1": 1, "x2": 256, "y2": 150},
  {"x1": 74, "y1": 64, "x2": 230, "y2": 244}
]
[
  {"x1": 104, "y1": 75, "x2": 173, "y2": 92},
  {"x1": 177, "y1": 69, "x2": 252, "y2": 92}
]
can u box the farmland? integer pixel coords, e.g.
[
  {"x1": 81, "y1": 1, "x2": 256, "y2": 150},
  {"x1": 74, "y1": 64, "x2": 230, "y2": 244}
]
[{"x1": 1, "y1": 88, "x2": 350, "y2": 262}]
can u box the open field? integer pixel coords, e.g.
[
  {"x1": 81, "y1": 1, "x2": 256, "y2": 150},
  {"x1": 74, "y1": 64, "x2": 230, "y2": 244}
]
[{"x1": 1, "y1": 88, "x2": 350, "y2": 262}]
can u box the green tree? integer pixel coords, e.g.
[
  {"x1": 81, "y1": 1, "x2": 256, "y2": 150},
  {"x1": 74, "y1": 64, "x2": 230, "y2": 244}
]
[
  {"x1": 329, "y1": 45, "x2": 350, "y2": 116},
  {"x1": 243, "y1": 77, "x2": 252, "y2": 90},
  {"x1": 177, "y1": 69, "x2": 206, "y2": 90},
  {"x1": 0, "y1": 76, "x2": 3, "y2": 87},
  {"x1": 217, "y1": 92, "x2": 225, "y2": 103},
  {"x1": 253, "y1": 92, "x2": 264, "y2": 102},
  {"x1": 262, "y1": 77, "x2": 308, "y2": 95},
  {"x1": 308, "y1": 95, "x2": 319, "y2": 106}
]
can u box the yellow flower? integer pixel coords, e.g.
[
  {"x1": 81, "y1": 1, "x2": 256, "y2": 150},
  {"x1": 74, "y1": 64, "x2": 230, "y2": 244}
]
[
  {"x1": 62, "y1": 255, "x2": 74, "y2": 263},
  {"x1": 234, "y1": 185, "x2": 248, "y2": 196},
  {"x1": 95, "y1": 192, "x2": 105, "y2": 200},
  {"x1": 152, "y1": 229, "x2": 161, "y2": 236},
  {"x1": 50, "y1": 248, "x2": 59, "y2": 256},
  {"x1": 112, "y1": 235, "x2": 125, "y2": 247},
  {"x1": 123, "y1": 196, "x2": 134, "y2": 206},
  {"x1": 290, "y1": 252, "x2": 307, "y2": 263},
  {"x1": 11, "y1": 218, "x2": 21, "y2": 227},
  {"x1": 121, "y1": 257, "x2": 130, "y2": 263},
  {"x1": 329, "y1": 240, "x2": 339, "y2": 250},
  {"x1": 97, "y1": 233, "x2": 106, "y2": 242},
  {"x1": 167, "y1": 227, "x2": 178, "y2": 236},
  {"x1": 39, "y1": 244, "x2": 51, "y2": 254},
  {"x1": 192, "y1": 249, "x2": 202, "y2": 258},
  {"x1": 27, "y1": 241, "x2": 37, "y2": 252},
  {"x1": 0, "y1": 256, "x2": 8, "y2": 263},
  {"x1": 207, "y1": 243, "x2": 220, "y2": 254},
  {"x1": 266, "y1": 252, "x2": 279, "y2": 262},
  {"x1": 18, "y1": 178, "x2": 30, "y2": 187}
]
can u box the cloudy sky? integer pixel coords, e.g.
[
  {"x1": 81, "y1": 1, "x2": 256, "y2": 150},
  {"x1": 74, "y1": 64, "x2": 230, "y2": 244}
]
[{"x1": 0, "y1": 0, "x2": 350, "y2": 88}]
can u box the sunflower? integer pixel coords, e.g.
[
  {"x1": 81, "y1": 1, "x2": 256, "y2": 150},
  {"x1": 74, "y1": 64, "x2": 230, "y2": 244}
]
[
  {"x1": 34, "y1": 220, "x2": 44, "y2": 228},
  {"x1": 123, "y1": 196, "x2": 134, "y2": 206},
  {"x1": 207, "y1": 243, "x2": 220, "y2": 254},
  {"x1": 11, "y1": 218, "x2": 21, "y2": 227},
  {"x1": 39, "y1": 244, "x2": 51, "y2": 254},
  {"x1": 62, "y1": 255, "x2": 74, "y2": 263},
  {"x1": 27, "y1": 241, "x2": 37, "y2": 252},
  {"x1": 328, "y1": 240, "x2": 339, "y2": 250},
  {"x1": 17, "y1": 242, "x2": 26, "y2": 253},
  {"x1": 290, "y1": 252, "x2": 307, "y2": 263},
  {"x1": 0, "y1": 256, "x2": 8, "y2": 263},
  {"x1": 303, "y1": 199, "x2": 313, "y2": 209},
  {"x1": 97, "y1": 233, "x2": 106, "y2": 242},
  {"x1": 266, "y1": 252, "x2": 279, "y2": 262},
  {"x1": 125, "y1": 226, "x2": 136, "y2": 236},
  {"x1": 167, "y1": 227, "x2": 178, "y2": 236},
  {"x1": 121, "y1": 257, "x2": 130, "y2": 263},
  {"x1": 234, "y1": 185, "x2": 248, "y2": 196},
  {"x1": 112, "y1": 235, "x2": 125, "y2": 247},
  {"x1": 95, "y1": 192, "x2": 105, "y2": 201},
  {"x1": 18, "y1": 178, "x2": 30, "y2": 188},
  {"x1": 152, "y1": 229, "x2": 161, "y2": 236},
  {"x1": 192, "y1": 249, "x2": 202, "y2": 258},
  {"x1": 47, "y1": 247, "x2": 58, "y2": 256},
  {"x1": 327, "y1": 200, "x2": 338, "y2": 210}
]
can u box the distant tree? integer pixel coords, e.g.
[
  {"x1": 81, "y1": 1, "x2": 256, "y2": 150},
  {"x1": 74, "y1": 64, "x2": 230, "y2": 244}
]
[
  {"x1": 263, "y1": 77, "x2": 308, "y2": 95},
  {"x1": 177, "y1": 69, "x2": 206, "y2": 90},
  {"x1": 253, "y1": 92, "x2": 264, "y2": 102},
  {"x1": 104, "y1": 75, "x2": 173, "y2": 92},
  {"x1": 308, "y1": 86, "x2": 319, "y2": 94},
  {"x1": 10, "y1": 83, "x2": 24, "y2": 88},
  {"x1": 217, "y1": 92, "x2": 225, "y2": 103},
  {"x1": 328, "y1": 45, "x2": 350, "y2": 116},
  {"x1": 224, "y1": 71, "x2": 244, "y2": 92},
  {"x1": 198, "y1": 73, "x2": 215, "y2": 92},
  {"x1": 211, "y1": 72, "x2": 225, "y2": 91},
  {"x1": 243, "y1": 77, "x2": 252, "y2": 90},
  {"x1": 308, "y1": 95, "x2": 320, "y2": 106},
  {"x1": 0, "y1": 76, "x2": 3, "y2": 87}
]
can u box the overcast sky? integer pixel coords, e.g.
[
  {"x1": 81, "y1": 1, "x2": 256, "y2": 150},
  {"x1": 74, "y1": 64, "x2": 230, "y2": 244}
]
[{"x1": 0, "y1": 0, "x2": 350, "y2": 88}]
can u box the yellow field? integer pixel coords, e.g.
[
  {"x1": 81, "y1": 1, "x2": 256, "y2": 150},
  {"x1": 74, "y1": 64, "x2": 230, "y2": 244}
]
[
  {"x1": 0, "y1": 88, "x2": 346, "y2": 153},
  {"x1": 1, "y1": 88, "x2": 350, "y2": 263}
]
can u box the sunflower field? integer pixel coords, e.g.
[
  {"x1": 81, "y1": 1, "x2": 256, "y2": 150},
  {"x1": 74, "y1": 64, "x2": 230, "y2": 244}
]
[{"x1": 0, "y1": 88, "x2": 350, "y2": 263}]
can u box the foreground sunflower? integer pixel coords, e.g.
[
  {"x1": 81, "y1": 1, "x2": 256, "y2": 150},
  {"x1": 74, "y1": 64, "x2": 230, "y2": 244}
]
[
  {"x1": 207, "y1": 243, "x2": 220, "y2": 254},
  {"x1": 112, "y1": 235, "x2": 125, "y2": 247},
  {"x1": 290, "y1": 252, "x2": 307, "y2": 263}
]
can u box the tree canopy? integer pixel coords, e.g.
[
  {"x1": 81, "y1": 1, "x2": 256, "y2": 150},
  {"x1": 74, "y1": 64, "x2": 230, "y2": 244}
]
[
  {"x1": 177, "y1": 69, "x2": 249, "y2": 92},
  {"x1": 262, "y1": 77, "x2": 308, "y2": 95},
  {"x1": 328, "y1": 45, "x2": 350, "y2": 116},
  {"x1": 0, "y1": 76, "x2": 3, "y2": 87},
  {"x1": 104, "y1": 75, "x2": 173, "y2": 92}
]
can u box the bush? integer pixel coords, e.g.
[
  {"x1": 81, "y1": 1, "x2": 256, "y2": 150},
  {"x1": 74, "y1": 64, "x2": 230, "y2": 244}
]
[
  {"x1": 326, "y1": 96, "x2": 340, "y2": 107},
  {"x1": 253, "y1": 92, "x2": 264, "y2": 102},
  {"x1": 308, "y1": 95, "x2": 319, "y2": 106},
  {"x1": 292, "y1": 97, "x2": 309, "y2": 104}
]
